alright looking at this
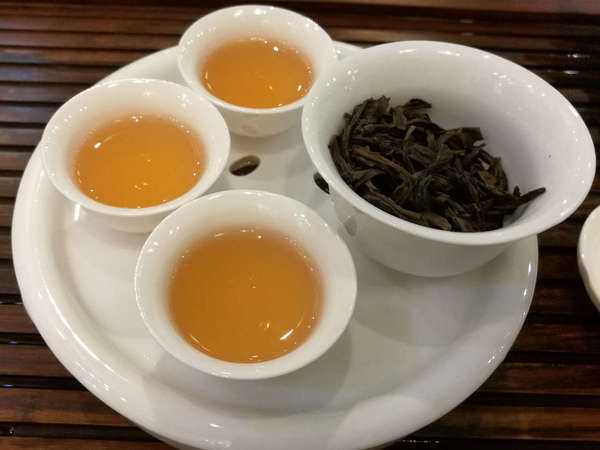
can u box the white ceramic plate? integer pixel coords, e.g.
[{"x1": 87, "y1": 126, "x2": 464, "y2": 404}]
[{"x1": 12, "y1": 43, "x2": 538, "y2": 450}]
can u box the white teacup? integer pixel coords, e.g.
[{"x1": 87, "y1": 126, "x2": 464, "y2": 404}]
[
  {"x1": 178, "y1": 5, "x2": 338, "y2": 137},
  {"x1": 135, "y1": 190, "x2": 357, "y2": 380},
  {"x1": 40, "y1": 78, "x2": 231, "y2": 233}
]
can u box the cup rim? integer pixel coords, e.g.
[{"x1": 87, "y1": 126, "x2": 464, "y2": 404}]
[
  {"x1": 134, "y1": 189, "x2": 357, "y2": 380},
  {"x1": 302, "y1": 40, "x2": 596, "y2": 247},
  {"x1": 177, "y1": 4, "x2": 338, "y2": 115},
  {"x1": 40, "y1": 78, "x2": 231, "y2": 218}
]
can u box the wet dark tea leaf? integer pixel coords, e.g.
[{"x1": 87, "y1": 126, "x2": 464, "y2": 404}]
[{"x1": 329, "y1": 97, "x2": 546, "y2": 232}]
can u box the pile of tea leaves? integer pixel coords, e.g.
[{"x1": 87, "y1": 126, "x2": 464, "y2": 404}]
[{"x1": 329, "y1": 97, "x2": 546, "y2": 232}]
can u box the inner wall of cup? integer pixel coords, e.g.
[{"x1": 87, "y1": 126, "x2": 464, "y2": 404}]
[
  {"x1": 48, "y1": 86, "x2": 220, "y2": 199},
  {"x1": 310, "y1": 49, "x2": 581, "y2": 229},
  {"x1": 148, "y1": 200, "x2": 343, "y2": 349},
  {"x1": 183, "y1": 15, "x2": 334, "y2": 95}
]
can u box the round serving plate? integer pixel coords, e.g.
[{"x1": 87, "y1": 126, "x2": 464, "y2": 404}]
[{"x1": 12, "y1": 43, "x2": 538, "y2": 450}]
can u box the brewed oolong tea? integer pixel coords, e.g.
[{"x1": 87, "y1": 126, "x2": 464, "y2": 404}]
[
  {"x1": 168, "y1": 226, "x2": 322, "y2": 363},
  {"x1": 329, "y1": 97, "x2": 546, "y2": 232},
  {"x1": 73, "y1": 113, "x2": 204, "y2": 208},
  {"x1": 199, "y1": 37, "x2": 313, "y2": 109}
]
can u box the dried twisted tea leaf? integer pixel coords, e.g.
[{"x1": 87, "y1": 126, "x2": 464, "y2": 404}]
[{"x1": 329, "y1": 96, "x2": 546, "y2": 232}]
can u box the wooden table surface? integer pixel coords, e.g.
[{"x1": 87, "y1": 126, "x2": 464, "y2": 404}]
[{"x1": 1, "y1": 1, "x2": 599, "y2": 449}]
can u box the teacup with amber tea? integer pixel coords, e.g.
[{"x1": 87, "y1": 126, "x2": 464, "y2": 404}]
[
  {"x1": 41, "y1": 78, "x2": 230, "y2": 232},
  {"x1": 178, "y1": 5, "x2": 338, "y2": 137},
  {"x1": 135, "y1": 190, "x2": 357, "y2": 380}
]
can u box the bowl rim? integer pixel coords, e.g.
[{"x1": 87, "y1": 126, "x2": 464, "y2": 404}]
[
  {"x1": 177, "y1": 4, "x2": 338, "y2": 116},
  {"x1": 40, "y1": 78, "x2": 231, "y2": 218},
  {"x1": 134, "y1": 189, "x2": 357, "y2": 380},
  {"x1": 302, "y1": 40, "x2": 596, "y2": 246}
]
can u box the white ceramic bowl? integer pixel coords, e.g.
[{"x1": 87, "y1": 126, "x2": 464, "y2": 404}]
[
  {"x1": 178, "y1": 4, "x2": 338, "y2": 137},
  {"x1": 134, "y1": 190, "x2": 357, "y2": 380},
  {"x1": 303, "y1": 41, "x2": 596, "y2": 277},
  {"x1": 41, "y1": 78, "x2": 230, "y2": 233},
  {"x1": 578, "y1": 205, "x2": 600, "y2": 310}
]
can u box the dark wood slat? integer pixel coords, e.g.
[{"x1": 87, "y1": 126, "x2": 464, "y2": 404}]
[
  {"x1": 0, "y1": 346, "x2": 69, "y2": 377},
  {"x1": 0, "y1": 47, "x2": 148, "y2": 66},
  {"x1": 0, "y1": 30, "x2": 176, "y2": 51},
  {"x1": 0, "y1": 202, "x2": 13, "y2": 229},
  {"x1": 3, "y1": 437, "x2": 600, "y2": 450},
  {"x1": 0, "y1": 260, "x2": 18, "y2": 293},
  {"x1": 0, "y1": 104, "x2": 56, "y2": 124},
  {"x1": 0, "y1": 151, "x2": 32, "y2": 170},
  {"x1": 0, "y1": 295, "x2": 22, "y2": 305},
  {"x1": 593, "y1": 175, "x2": 600, "y2": 193},
  {"x1": 560, "y1": 88, "x2": 600, "y2": 105},
  {"x1": 320, "y1": 0, "x2": 600, "y2": 15},
  {"x1": 2, "y1": 11, "x2": 600, "y2": 40},
  {"x1": 0, "y1": 437, "x2": 171, "y2": 450},
  {"x1": 531, "y1": 283, "x2": 599, "y2": 317},
  {"x1": 0, "y1": 228, "x2": 10, "y2": 258},
  {"x1": 0, "y1": 388, "x2": 131, "y2": 426},
  {"x1": 0, "y1": 333, "x2": 44, "y2": 346},
  {"x1": 533, "y1": 69, "x2": 600, "y2": 88},
  {"x1": 538, "y1": 221, "x2": 581, "y2": 248},
  {"x1": 570, "y1": 194, "x2": 599, "y2": 222},
  {"x1": 0, "y1": 3, "x2": 210, "y2": 21},
  {"x1": 500, "y1": 52, "x2": 600, "y2": 70},
  {"x1": 0, "y1": 176, "x2": 21, "y2": 198},
  {"x1": 0, "y1": 14, "x2": 188, "y2": 35},
  {"x1": 538, "y1": 252, "x2": 580, "y2": 281},
  {"x1": 315, "y1": 14, "x2": 600, "y2": 38},
  {"x1": 466, "y1": 391, "x2": 600, "y2": 408},
  {"x1": 590, "y1": 126, "x2": 599, "y2": 146},
  {"x1": 328, "y1": 28, "x2": 600, "y2": 52},
  {"x1": 396, "y1": 439, "x2": 600, "y2": 450},
  {"x1": 418, "y1": 404, "x2": 600, "y2": 441},
  {"x1": 0, "y1": 83, "x2": 85, "y2": 102},
  {"x1": 1, "y1": 0, "x2": 600, "y2": 18},
  {"x1": 481, "y1": 362, "x2": 600, "y2": 396},
  {"x1": 0, "y1": 422, "x2": 158, "y2": 441},
  {"x1": 577, "y1": 106, "x2": 600, "y2": 125},
  {"x1": 0, "y1": 305, "x2": 34, "y2": 334},
  {"x1": 514, "y1": 321, "x2": 600, "y2": 354},
  {"x1": 0, "y1": 64, "x2": 110, "y2": 84},
  {"x1": 0, "y1": 128, "x2": 41, "y2": 146},
  {"x1": 0, "y1": 375, "x2": 82, "y2": 391}
]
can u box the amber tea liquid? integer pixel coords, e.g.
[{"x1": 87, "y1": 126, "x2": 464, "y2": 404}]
[
  {"x1": 168, "y1": 226, "x2": 322, "y2": 363},
  {"x1": 199, "y1": 37, "x2": 313, "y2": 109},
  {"x1": 72, "y1": 114, "x2": 204, "y2": 208}
]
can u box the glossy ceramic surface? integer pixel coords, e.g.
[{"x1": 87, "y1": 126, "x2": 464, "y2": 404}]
[
  {"x1": 40, "y1": 78, "x2": 230, "y2": 232},
  {"x1": 13, "y1": 44, "x2": 538, "y2": 450},
  {"x1": 303, "y1": 41, "x2": 595, "y2": 276},
  {"x1": 578, "y1": 205, "x2": 600, "y2": 310},
  {"x1": 178, "y1": 4, "x2": 337, "y2": 137},
  {"x1": 136, "y1": 189, "x2": 357, "y2": 380}
]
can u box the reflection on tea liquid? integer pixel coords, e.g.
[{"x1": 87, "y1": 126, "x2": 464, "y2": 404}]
[
  {"x1": 72, "y1": 114, "x2": 204, "y2": 208},
  {"x1": 168, "y1": 227, "x2": 322, "y2": 363},
  {"x1": 199, "y1": 37, "x2": 313, "y2": 108}
]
